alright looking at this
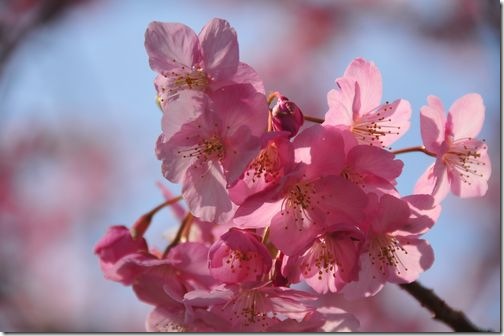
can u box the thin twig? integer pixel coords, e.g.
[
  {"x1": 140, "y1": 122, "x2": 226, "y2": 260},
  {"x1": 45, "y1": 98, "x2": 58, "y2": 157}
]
[
  {"x1": 399, "y1": 281, "x2": 490, "y2": 332},
  {"x1": 391, "y1": 146, "x2": 436, "y2": 157},
  {"x1": 162, "y1": 213, "x2": 194, "y2": 257},
  {"x1": 303, "y1": 115, "x2": 324, "y2": 124}
]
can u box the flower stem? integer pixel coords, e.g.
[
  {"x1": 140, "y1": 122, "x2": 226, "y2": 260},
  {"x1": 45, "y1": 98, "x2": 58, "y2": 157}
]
[
  {"x1": 130, "y1": 196, "x2": 183, "y2": 238},
  {"x1": 303, "y1": 115, "x2": 324, "y2": 124},
  {"x1": 162, "y1": 213, "x2": 194, "y2": 257},
  {"x1": 399, "y1": 281, "x2": 490, "y2": 332},
  {"x1": 391, "y1": 146, "x2": 436, "y2": 157}
]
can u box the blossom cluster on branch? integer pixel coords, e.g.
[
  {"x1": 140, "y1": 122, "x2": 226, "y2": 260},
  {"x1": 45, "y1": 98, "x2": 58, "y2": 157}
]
[{"x1": 94, "y1": 18, "x2": 491, "y2": 332}]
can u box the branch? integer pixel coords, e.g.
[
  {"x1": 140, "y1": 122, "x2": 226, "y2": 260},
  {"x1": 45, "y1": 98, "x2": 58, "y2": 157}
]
[
  {"x1": 391, "y1": 146, "x2": 436, "y2": 157},
  {"x1": 399, "y1": 281, "x2": 490, "y2": 332}
]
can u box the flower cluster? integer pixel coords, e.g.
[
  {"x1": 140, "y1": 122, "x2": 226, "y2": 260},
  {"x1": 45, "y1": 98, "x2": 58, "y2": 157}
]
[{"x1": 95, "y1": 18, "x2": 491, "y2": 332}]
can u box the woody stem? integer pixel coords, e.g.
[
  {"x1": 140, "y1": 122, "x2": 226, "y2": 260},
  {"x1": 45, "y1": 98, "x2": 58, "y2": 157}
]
[
  {"x1": 391, "y1": 146, "x2": 436, "y2": 157},
  {"x1": 162, "y1": 213, "x2": 194, "y2": 258},
  {"x1": 303, "y1": 115, "x2": 325, "y2": 124},
  {"x1": 399, "y1": 281, "x2": 490, "y2": 332}
]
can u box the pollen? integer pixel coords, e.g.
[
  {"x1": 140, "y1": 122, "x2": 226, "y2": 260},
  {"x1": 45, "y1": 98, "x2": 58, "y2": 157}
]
[
  {"x1": 368, "y1": 234, "x2": 408, "y2": 277},
  {"x1": 177, "y1": 134, "x2": 225, "y2": 161},
  {"x1": 341, "y1": 167, "x2": 366, "y2": 189},
  {"x1": 351, "y1": 102, "x2": 400, "y2": 149},
  {"x1": 301, "y1": 237, "x2": 341, "y2": 281},
  {"x1": 159, "y1": 64, "x2": 209, "y2": 100},
  {"x1": 227, "y1": 290, "x2": 270, "y2": 330},
  {"x1": 442, "y1": 138, "x2": 487, "y2": 186},
  {"x1": 280, "y1": 182, "x2": 317, "y2": 230},
  {"x1": 248, "y1": 143, "x2": 281, "y2": 183}
]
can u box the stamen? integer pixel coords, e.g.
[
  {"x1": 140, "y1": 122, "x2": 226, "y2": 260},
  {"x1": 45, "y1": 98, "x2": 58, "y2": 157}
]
[
  {"x1": 442, "y1": 138, "x2": 487, "y2": 186},
  {"x1": 248, "y1": 143, "x2": 281, "y2": 183},
  {"x1": 351, "y1": 102, "x2": 400, "y2": 148},
  {"x1": 368, "y1": 235, "x2": 408, "y2": 278},
  {"x1": 280, "y1": 182, "x2": 317, "y2": 230},
  {"x1": 158, "y1": 64, "x2": 209, "y2": 102}
]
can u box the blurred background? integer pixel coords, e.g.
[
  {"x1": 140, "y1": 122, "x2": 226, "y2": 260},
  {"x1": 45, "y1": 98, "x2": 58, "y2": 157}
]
[{"x1": 0, "y1": 0, "x2": 500, "y2": 332}]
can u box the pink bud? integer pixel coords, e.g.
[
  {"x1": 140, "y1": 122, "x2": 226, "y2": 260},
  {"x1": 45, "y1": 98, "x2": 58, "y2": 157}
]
[
  {"x1": 94, "y1": 225, "x2": 148, "y2": 283},
  {"x1": 271, "y1": 95, "x2": 304, "y2": 137},
  {"x1": 208, "y1": 228, "x2": 272, "y2": 284}
]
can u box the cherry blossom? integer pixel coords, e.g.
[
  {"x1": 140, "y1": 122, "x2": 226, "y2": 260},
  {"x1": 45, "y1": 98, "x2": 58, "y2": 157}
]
[
  {"x1": 156, "y1": 84, "x2": 268, "y2": 222},
  {"x1": 145, "y1": 18, "x2": 264, "y2": 108},
  {"x1": 415, "y1": 94, "x2": 491, "y2": 203},
  {"x1": 323, "y1": 57, "x2": 411, "y2": 148},
  {"x1": 342, "y1": 193, "x2": 438, "y2": 299},
  {"x1": 208, "y1": 228, "x2": 272, "y2": 284}
]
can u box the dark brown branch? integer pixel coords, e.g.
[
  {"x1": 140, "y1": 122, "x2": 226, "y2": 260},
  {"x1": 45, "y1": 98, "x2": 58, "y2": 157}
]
[{"x1": 399, "y1": 281, "x2": 490, "y2": 332}]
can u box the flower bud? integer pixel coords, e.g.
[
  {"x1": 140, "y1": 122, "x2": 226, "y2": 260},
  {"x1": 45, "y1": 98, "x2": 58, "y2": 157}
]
[{"x1": 271, "y1": 95, "x2": 304, "y2": 137}]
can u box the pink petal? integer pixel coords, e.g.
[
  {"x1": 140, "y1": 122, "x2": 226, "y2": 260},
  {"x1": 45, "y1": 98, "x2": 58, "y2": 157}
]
[
  {"x1": 293, "y1": 125, "x2": 345, "y2": 177},
  {"x1": 221, "y1": 126, "x2": 262, "y2": 187},
  {"x1": 156, "y1": 133, "x2": 195, "y2": 183},
  {"x1": 324, "y1": 78, "x2": 355, "y2": 127},
  {"x1": 447, "y1": 93, "x2": 485, "y2": 139},
  {"x1": 211, "y1": 84, "x2": 268, "y2": 138},
  {"x1": 316, "y1": 307, "x2": 360, "y2": 332},
  {"x1": 160, "y1": 90, "x2": 207, "y2": 140},
  {"x1": 234, "y1": 197, "x2": 283, "y2": 229},
  {"x1": 397, "y1": 194, "x2": 441, "y2": 235},
  {"x1": 343, "y1": 57, "x2": 383, "y2": 116},
  {"x1": 145, "y1": 21, "x2": 201, "y2": 73},
  {"x1": 414, "y1": 161, "x2": 450, "y2": 204},
  {"x1": 449, "y1": 141, "x2": 491, "y2": 198},
  {"x1": 387, "y1": 237, "x2": 434, "y2": 283},
  {"x1": 373, "y1": 194, "x2": 411, "y2": 233},
  {"x1": 347, "y1": 145, "x2": 403, "y2": 182},
  {"x1": 198, "y1": 18, "x2": 239, "y2": 80},
  {"x1": 269, "y1": 210, "x2": 321, "y2": 256},
  {"x1": 166, "y1": 242, "x2": 210, "y2": 277},
  {"x1": 182, "y1": 160, "x2": 236, "y2": 223},
  {"x1": 342, "y1": 254, "x2": 385, "y2": 299},
  {"x1": 209, "y1": 62, "x2": 265, "y2": 94},
  {"x1": 420, "y1": 95, "x2": 446, "y2": 154}
]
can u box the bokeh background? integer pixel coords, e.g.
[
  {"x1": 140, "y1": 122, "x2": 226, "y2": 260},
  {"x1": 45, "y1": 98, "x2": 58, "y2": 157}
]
[{"x1": 0, "y1": 0, "x2": 500, "y2": 332}]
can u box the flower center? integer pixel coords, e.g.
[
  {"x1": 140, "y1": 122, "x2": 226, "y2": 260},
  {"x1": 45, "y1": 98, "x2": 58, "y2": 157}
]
[
  {"x1": 227, "y1": 290, "x2": 270, "y2": 329},
  {"x1": 178, "y1": 135, "x2": 225, "y2": 162},
  {"x1": 247, "y1": 143, "x2": 280, "y2": 183},
  {"x1": 301, "y1": 237, "x2": 341, "y2": 280},
  {"x1": 158, "y1": 64, "x2": 209, "y2": 103},
  {"x1": 280, "y1": 182, "x2": 317, "y2": 230},
  {"x1": 351, "y1": 102, "x2": 400, "y2": 149},
  {"x1": 368, "y1": 234, "x2": 408, "y2": 277},
  {"x1": 341, "y1": 167, "x2": 365, "y2": 188},
  {"x1": 225, "y1": 248, "x2": 261, "y2": 277},
  {"x1": 442, "y1": 138, "x2": 487, "y2": 186}
]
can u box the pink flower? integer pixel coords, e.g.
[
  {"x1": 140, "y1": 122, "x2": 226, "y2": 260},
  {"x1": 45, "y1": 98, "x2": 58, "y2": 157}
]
[
  {"x1": 235, "y1": 125, "x2": 368, "y2": 256},
  {"x1": 145, "y1": 18, "x2": 264, "y2": 107},
  {"x1": 229, "y1": 132, "x2": 294, "y2": 205},
  {"x1": 183, "y1": 283, "x2": 319, "y2": 332},
  {"x1": 415, "y1": 94, "x2": 491, "y2": 203},
  {"x1": 156, "y1": 84, "x2": 268, "y2": 222},
  {"x1": 342, "y1": 194, "x2": 438, "y2": 299},
  {"x1": 93, "y1": 225, "x2": 148, "y2": 284},
  {"x1": 271, "y1": 95, "x2": 304, "y2": 137},
  {"x1": 296, "y1": 124, "x2": 403, "y2": 196},
  {"x1": 208, "y1": 228, "x2": 272, "y2": 284},
  {"x1": 323, "y1": 57, "x2": 411, "y2": 148},
  {"x1": 282, "y1": 229, "x2": 362, "y2": 294}
]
